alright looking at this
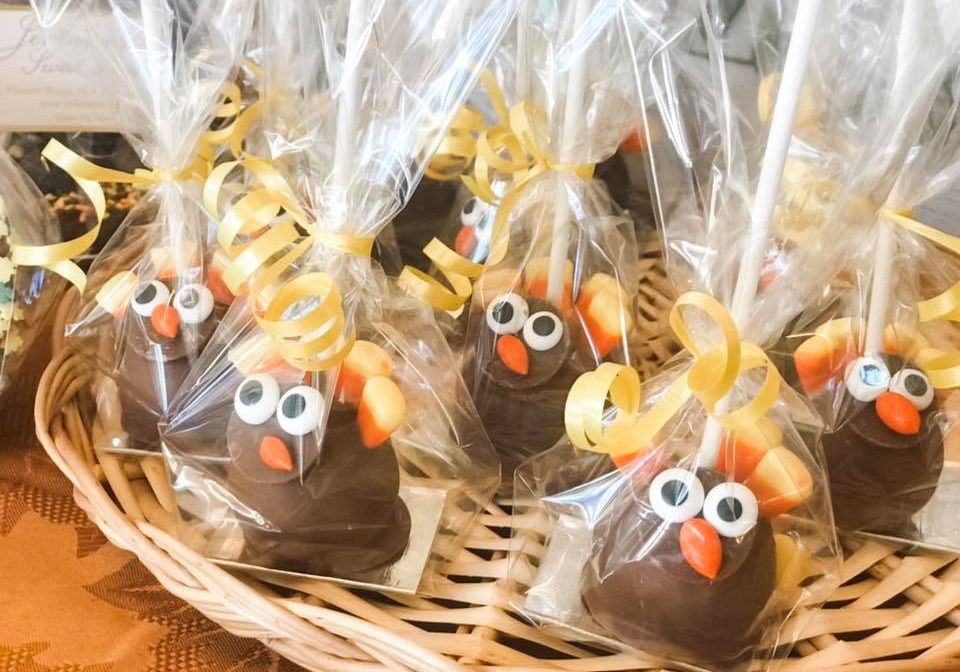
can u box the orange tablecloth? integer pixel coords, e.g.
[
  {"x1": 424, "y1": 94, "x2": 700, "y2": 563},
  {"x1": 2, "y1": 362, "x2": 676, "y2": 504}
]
[{"x1": 0, "y1": 349, "x2": 304, "y2": 672}]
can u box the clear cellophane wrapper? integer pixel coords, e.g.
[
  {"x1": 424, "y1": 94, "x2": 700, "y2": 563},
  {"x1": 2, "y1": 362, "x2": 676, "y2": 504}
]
[
  {"x1": 774, "y1": 56, "x2": 960, "y2": 545},
  {"x1": 0, "y1": 148, "x2": 64, "y2": 398},
  {"x1": 160, "y1": 0, "x2": 516, "y2": 592},
  {"x1": 460, "y1": 0, "x2": 687, "y2": 478},
  {"x1": 41, "y1": 0, "x2": 254, "y2": 456},
  {"x1": 511, "y1": 337, "x2": 839, "y2": 669},
  {"x1": 653, "y1": 2, "x2": 959, "y2": 351}
]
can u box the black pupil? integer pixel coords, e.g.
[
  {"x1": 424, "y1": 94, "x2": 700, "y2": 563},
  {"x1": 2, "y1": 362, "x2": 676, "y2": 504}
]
[
  {"x1": 905, "y1": 373, "x2": 928, "y2": 397},
  {"x1": 282, "y1": 394, "x2": 307, "y2": 419},
  {"x1": 239, "y1": 380, "x2": 263, "y2": 406},
  {"x1": 662, "y1": 480, "x2": 689, "y2": 507},
  {"x1": 463, "y1": 199, "x2": 475, "y2": 215},
  {"x1": 532, "y1": 314, "x2": 557, "y2": 337},
  {"x1": 492, "y1": 301, "x2": 514, "y2": 325},
  {"x1": 135, "y1": 284, "x2": 157, "y2": 304},
  {"x1": 180, "y1": 288, "x2": 199, "y2": 309},
  {"x1": 717, "y1": 497, "x2": 743, "y2": 523}
]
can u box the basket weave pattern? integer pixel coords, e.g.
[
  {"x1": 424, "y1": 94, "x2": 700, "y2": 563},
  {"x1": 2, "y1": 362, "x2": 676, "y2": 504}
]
[{"x1": 32, "y1": 254, "x2": 960, "y2": 672}]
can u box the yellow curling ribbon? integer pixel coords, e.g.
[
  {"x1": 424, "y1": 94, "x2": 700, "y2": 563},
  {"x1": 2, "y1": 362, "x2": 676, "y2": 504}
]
[
  {"x1": 565, "y1": 292, "x2": 781, "y2": 457},
  {"x1": 10, "y1": 138, "x2": 207, "y2": 292},
  {"x1": 10, "y1": 81, "x2": 259, "y2": 292},
  {"x1": 204, "y1": 156, "x2": 373, "y2": 371},
  {"x1": 401, "y1": 95, "x2": 595, "y2": 312},
  {"x1": 878, "y1": 208, "x2": 960, "y2": 389},
  {"x1": 397, "y1": 238, "x2": 483, "y2": 313},
  {"x1": 471, "y1": 101, "x2": 595, "y2": 267},
  {"x1": 424, "y1": 69, "x2": 509, "y2": 181}
]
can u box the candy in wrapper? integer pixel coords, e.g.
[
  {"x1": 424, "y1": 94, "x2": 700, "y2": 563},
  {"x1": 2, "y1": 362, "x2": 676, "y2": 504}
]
[
  {"x1": 781, "y1": 54, "x2": 960, "y2": 544},
  {"x1": 453, "y1": 0, "x2": 683, "y2": 477},
  {"x1": 513, "y1": 294, "x2": 837, "y2": 668},
  {"x1": 32, "y1": 0, "x2": 256, "y2": 455},
  {"x1": 161, "y1": 0, "x2": 515, "y2": 591}
]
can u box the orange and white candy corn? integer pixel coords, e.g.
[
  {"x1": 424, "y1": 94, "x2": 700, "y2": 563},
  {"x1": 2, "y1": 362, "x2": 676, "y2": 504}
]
[{"x1": 357, "y1": 376, "x2": 406, "y2": 448}]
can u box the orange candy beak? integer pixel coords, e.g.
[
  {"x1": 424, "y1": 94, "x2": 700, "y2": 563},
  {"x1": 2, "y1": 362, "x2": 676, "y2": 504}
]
[
  {"x1": 150, "y1": 304, "x2": 180, "y2": 339},
  {"x1": 259, "y1": 435, "x2": 294, "y2": 472},
  {"x1": 454, "y1": 226, "x2": 477, "y2": 258},
  {"x1": 497, "y1": 334, "x2": 529, "y2": 375},
  {"x1": 876, "y1": 391, "x2": 921, "y2": 435},
  {"x1": 680, "y1": 518, "x2": 722, "y2": 580}
]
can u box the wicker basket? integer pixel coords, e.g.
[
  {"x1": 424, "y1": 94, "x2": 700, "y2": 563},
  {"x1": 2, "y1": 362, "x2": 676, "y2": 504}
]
[{"x1": 33, "y1": 245, "x2": 960, "y2": 672}]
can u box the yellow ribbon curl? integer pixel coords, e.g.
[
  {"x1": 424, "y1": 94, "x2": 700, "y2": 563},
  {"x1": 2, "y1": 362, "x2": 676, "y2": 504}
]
[
  {"x1": 565, "y1": 292, "x2": 781, "y2": 457},
  {"x1": 9, "y1": 83, "x2": 260, "y2": 292},
  {"x1": 203, "y1": 157, "x2": 373, "y2": 371},
  {"x1": 879, "y1": 208, "x2": 960, "y2": 389},
  {"x1": 423, "y1": 69, "x2": 509, "y2": 182},
  {"x1": 399, "y1": 93, "x2": 595, "y2": 312}
]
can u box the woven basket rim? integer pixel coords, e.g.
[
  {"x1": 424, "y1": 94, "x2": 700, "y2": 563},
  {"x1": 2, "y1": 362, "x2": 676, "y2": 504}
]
[{"x1": 32, "y1": 274, "x2": 960, "y2": 672}]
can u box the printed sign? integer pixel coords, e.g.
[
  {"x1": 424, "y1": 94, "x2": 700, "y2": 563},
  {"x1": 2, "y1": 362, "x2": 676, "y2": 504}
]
[{"x1": 0, "y1": 6, "x2": 131, "y2": 131}]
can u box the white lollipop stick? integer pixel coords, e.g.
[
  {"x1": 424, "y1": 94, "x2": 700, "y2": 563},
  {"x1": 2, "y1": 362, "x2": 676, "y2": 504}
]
[
  {"x1": 698, "y1": 0, "x2": 823, "y2": 466},
  {"x1": 865, "y1": 0, "x2": 924, "y2": 355},
  {"x1": 333, "y1": 0, "x2": 368, "y2": 208},
  {"x1": 546, "y1": 0, "x2": 592, "y2": 305}
]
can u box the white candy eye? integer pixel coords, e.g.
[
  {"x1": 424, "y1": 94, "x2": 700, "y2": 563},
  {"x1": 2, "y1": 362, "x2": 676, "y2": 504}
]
[
  {"x1": 173, "y1": 283, "x2": 214, "y2": 325},
  {"x1": 486, "y1": 293, "x2": 529, "y2": 335},
  {"x1": 649, "y1": 468, "x2": 705, "y2": 524},
  {"x1": 460, "y1": 197, "x2": 486, "y2": 227},
  {"x1": 523, "y1": 310, "x2": 563, "y2": 351},
  {"x1": 276, "y1": 385, "x2": 323, "y2": 436},
  {"x1": 234, "y1": 374, "x2": 280, "y2": 425},
  {"x1": 703, "y1": 482, "x2": 759, "y2": 538},
  {"x1": 844, "y1": 356, "x2": 890, "y2": 402},
  {"x1": 130, "y1": 280, "x2": 170, "y2": 317},
  {"x1": 889, "y1": 368, "x2": 934, "y2": 410}
]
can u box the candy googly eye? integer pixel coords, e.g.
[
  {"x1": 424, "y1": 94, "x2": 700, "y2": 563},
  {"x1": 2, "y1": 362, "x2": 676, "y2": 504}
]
[
  {"x1": 889, "y1": 368, "x2": 934, "y2": 410},
  {"x1": 844, "y1": 356, "x2": 890, "y2": 402},
  {"x1": 234, "y1": 374, "x2": 280, "y2": 426},
  {"x1": 460, "y1": 197, "x2": 486, "y2": 227},
  {"x1": 649, "y1": 468, "x2": 705, "y2": 524},
  {"x1": 703, "y1": 482, "x2": 759, "y2": 538},
  {"x1": 522, "y1": 311, "x2": 563, "y2": 351},
  {"x1": 130, "y1": 280, "x2": 171, "y2": 317},
  {"x1": 276, "y1": 385, "x2": 324, "y2": 436},
  {"x1": 173, "y1": 283, "x2": 214, "y2": 325},
  {"x1": 486, "y1": 293, "x2": 529, "y2": 335}
]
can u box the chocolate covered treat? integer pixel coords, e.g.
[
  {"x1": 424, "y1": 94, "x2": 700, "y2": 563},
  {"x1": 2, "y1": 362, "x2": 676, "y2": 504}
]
[
  {"x1": 221, "y1": 340, "x2": 411, "y2": 579},
  {"x1": 794, "y1": 330, "x2": 944, "y2": 534},
  {"x1": 582, "y1": 467, "x2": 776, "y2": 663},
  {"x1": 825, "y1": 358, "x2": 938, "y2": 532},
  {"x1": 105, "y1": 261, "x2": 232, "y2": 452},
  {"x1": 468, "y1": 266, "x2": 632, "y2": 475}
]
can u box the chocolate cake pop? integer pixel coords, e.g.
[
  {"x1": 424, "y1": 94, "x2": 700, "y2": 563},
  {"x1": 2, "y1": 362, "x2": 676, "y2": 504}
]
[
  {"x1": 106, "y1": 258, "x2": 233, "y2": 452},
  {"x1": 582, "y1": 443, "x2": 813, "y2": 663},
  {"x1": 451, "y1": 196, "x2": 495, "y2": 264},
  {"x1": 794, "y1": 330, "x2": 943, "y2": 533},
  {"x1": 468, "y1": 264, "x2": 631, "y2": 474},
  {"x1": 222, "y1": 339, "x2": 411, "y2": 579}
]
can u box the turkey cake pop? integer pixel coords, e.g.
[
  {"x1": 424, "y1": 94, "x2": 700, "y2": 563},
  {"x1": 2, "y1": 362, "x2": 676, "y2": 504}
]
[
  {"x1": 468, "y1": 259, "x2": 632, "y2": 474},
  {"x1": 793, "y1": 324, "x2": 943, "y2": 533},
  {"x1": 99, "y1": 250, "x2": 234, "y2": 453},
  {"x1": 582, "y1": 439, "x2": 814, "y2": 663},
  {"x1": 451, "y1": 195, "x2": 496, "y2": 264},
  {"x1": 219, "y1": 338, "x2": 411, "y2": 579}
]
